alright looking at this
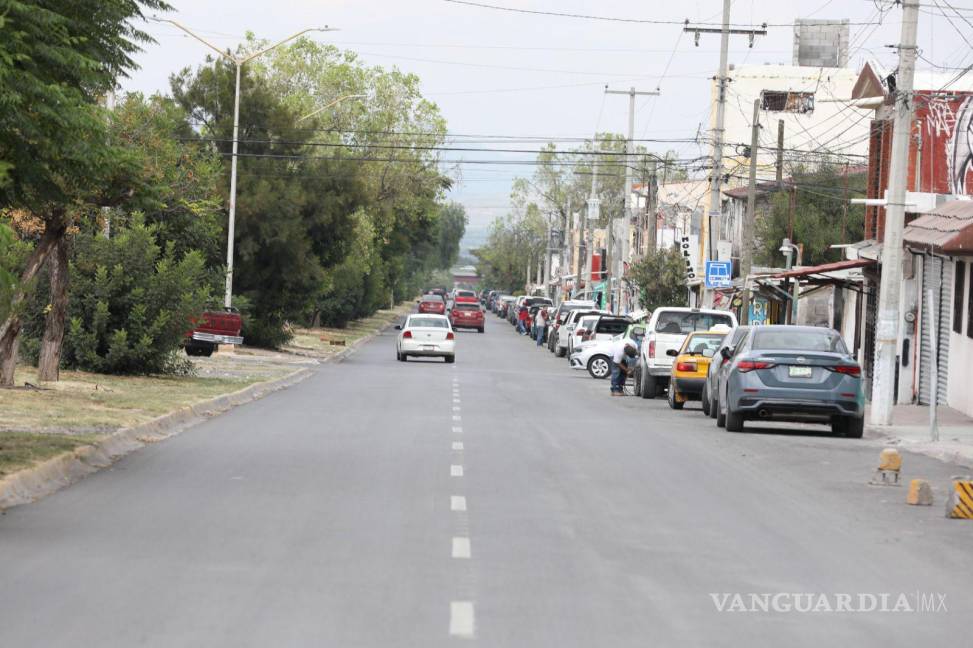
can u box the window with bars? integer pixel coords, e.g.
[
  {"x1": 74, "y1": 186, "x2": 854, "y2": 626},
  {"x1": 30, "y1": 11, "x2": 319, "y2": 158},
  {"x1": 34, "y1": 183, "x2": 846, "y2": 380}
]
[{"x1": 761, "y1": 91, "x2": 815, "y2": 113}]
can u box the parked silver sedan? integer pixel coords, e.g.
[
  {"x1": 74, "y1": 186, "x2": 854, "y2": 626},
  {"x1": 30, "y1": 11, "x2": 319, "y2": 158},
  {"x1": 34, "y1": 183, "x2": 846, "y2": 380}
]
[{"x1": 717, "y1": 325, "x2": 864, "y2": 437}]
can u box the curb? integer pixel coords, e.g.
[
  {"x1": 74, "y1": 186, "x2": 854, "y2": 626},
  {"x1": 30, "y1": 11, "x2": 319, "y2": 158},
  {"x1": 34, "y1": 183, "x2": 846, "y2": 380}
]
[
  {"x1": 0, "y1": 315, "x2": 400, "y2": 511},
  {"x1": 866, "y1": 426, "x2": 973, "y2": 470}
]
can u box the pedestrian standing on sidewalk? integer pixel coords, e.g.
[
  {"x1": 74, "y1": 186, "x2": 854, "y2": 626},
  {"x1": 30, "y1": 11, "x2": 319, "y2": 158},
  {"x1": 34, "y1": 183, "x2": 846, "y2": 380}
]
[
  {"x1": 610, "y1": 338, "x2": 638, "y2": 396},
  {"x1": 517, "y1": 305, "x2": 529, "y2": 335},
  {"x1": 535, "y1": 307, "x2": 547, "y2": 346}
]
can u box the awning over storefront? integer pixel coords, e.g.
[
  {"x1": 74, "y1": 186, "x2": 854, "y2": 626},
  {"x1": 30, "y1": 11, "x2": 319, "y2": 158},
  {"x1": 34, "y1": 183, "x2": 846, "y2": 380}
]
[
  {"x1": 771, "y1": 258, "x2": 876, "y2": 280},
  {"x1": 903, "y1": 200, "x2": 973, "y2": 255}
]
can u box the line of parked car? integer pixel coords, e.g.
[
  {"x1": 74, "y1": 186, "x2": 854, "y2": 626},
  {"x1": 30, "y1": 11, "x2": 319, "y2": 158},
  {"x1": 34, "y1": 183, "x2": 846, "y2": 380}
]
[{"x1": 482, "y1": 290, "x2": 865, "y2": 438}]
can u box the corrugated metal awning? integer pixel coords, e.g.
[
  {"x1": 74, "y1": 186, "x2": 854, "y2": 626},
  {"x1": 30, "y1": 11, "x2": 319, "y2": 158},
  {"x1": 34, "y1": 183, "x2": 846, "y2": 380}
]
[
  {"x1": 771, "y1": 258, "x2": 876, "y2": 279},
  {"x1": 903, "y1": 200, "x2": 973, "y2": 255}
]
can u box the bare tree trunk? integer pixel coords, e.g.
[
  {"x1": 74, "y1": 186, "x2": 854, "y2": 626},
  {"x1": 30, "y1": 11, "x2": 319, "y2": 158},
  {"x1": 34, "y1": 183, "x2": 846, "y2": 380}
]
[
  {"x1": 37, "y1": 235, "x2": 69, "y2": 381},
  {"x1": 0, "y1": 218, "x2": 66, "y2": 387}
]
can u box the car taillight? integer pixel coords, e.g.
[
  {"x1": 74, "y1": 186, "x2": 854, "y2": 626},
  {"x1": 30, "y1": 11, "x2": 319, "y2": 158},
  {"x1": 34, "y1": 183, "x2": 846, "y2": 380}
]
[
  {"x1": 648, "y1": 339, "x2": 655, "y2": 358},
  {"x1": 403, "y1": 330, "x2": 413, "y2": 338},
  {"x1": 737, "y1": 360, "x2": 775, "y2": 373},
  {"x1": 446, "y1": 332, "x2": 455, "y2": 340},
  {"x1": 676, "y1": 361, "x2": 697, "y2": 372},
  {"x1": 829, "y1": 365, "x2": 861, "y2": 377}
]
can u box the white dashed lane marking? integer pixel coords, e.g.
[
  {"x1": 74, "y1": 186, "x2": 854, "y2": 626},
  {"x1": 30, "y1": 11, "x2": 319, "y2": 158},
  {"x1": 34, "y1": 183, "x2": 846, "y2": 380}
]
[
  {"x1": 452, "y1": 426, "x2": 463, "y2": 433},
  {"x1": 451, "y1": 495, "x2": 467, "y2": 511},
  {"x1": 452, "y1": 441, "x2": 464, "y2": 450},
  {"x1": 450, "y1": 465, "x2": 464, "y2": 477},
  {"x1": 450, "y1": 602, "x2": 475, "y2": 638},
  {"x1": 452, "y1": 415, "x2": 462, "y2": 421},
  {"x1": 452, "y1": 536, "x2": 471, "y2": 559}
]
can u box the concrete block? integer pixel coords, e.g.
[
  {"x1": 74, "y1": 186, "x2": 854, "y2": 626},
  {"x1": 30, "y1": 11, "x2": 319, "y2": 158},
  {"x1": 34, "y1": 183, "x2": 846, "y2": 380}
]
[
  {"x1": 906, "y1": 479, "x2": 934, "y2": 506},
  {"x1": 879, "y1": 448, "x2": 902, "y2": 471},
  {"x1": 945, "y1": 478, "x2": 973, "y2": 519}
]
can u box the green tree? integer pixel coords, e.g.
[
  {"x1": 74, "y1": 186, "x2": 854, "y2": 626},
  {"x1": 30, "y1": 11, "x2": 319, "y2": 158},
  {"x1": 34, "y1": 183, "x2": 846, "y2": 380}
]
[
  {"x1": 754, "y1": 165, "x2": 866, "y2": 267},
  {"x1": 628, "y1": 246, "x2": 688, "y2": 312},
  {"x1": 0, "y1": 0, "x2": 169, "y2": 385},
  {"x1": 61, "y1": 220, "x2": 210, "y2": 375}
]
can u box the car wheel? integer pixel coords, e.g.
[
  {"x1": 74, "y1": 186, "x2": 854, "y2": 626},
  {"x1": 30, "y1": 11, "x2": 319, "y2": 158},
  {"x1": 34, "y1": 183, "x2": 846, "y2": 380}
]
[
  {"x1": 725, "y1": 408, "x2": 744, "y2": 432},
  {"x1": 478, "y1": 328, "x2": 484, "y2": 333},
  {"x1": 555, "y1": 345, "x2": 566, "y2": 358},
  {"x1": 587, "y1": 355, "x2": 611, "y2": 379},
  {"x1": 701, "y1": 383, "x2": 711, "y2": 416},
  {"x1": 398, "y1": 352, "x2": 407, "y2": 362},
  {"x1": 716, "y1": 396, "x2": 726, "y2": 427},
  {"x1": 445, "y1": 355, "x2": 455, "y2": 364},
  {"x1": 641, "y1": 372, "x2": 657, "y2": 399},
  {"x1": 709, "y1": 389, "x2": 719, "y2": 419},
  {"x1": 667, "y1": 385, "x2": 684, "y2": 410},
  {"x1": 832, "y1": 416, "x2": 864, "y2": 438}
]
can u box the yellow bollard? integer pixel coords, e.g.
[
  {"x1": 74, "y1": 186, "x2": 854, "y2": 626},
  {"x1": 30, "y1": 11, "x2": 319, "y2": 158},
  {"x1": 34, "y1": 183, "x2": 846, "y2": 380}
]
[
  {"x1": 906, "y1": 479, "x2": 933, "y2": 506},
  {"x1": 870, "y1": 448, "x2": 902, "y2": 486}
]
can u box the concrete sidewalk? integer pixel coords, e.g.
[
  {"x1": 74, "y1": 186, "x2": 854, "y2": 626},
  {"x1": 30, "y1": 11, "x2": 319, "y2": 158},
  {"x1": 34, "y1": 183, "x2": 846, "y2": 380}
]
[{"x1": 866, "y1": 403, "x2": 973, "y2": 469}]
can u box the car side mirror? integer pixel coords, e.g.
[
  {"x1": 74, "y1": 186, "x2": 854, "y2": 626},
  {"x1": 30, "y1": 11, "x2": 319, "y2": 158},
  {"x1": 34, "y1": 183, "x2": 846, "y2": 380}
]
[
  {"x1": 720, "y1": 346, "x2": 734, "y2": 360},
  {"x1": 415, "y1": 300, "x2": 420, "y2": 304},
  {"x1": 395, "y1": 325, "x2": 402, "y2": 330},
  {"x1": 666, "y1": 349, "x2": 679, "y2": 357}
]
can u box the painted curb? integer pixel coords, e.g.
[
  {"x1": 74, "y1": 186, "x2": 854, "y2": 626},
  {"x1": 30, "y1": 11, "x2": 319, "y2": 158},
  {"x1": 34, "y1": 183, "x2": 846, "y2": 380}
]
[
  {"x1": 0, "y1": 314, "x2": 402, "y2": 511},
  {"x1": 866, "y1": 426, "x2": 973, "y2": 470}
]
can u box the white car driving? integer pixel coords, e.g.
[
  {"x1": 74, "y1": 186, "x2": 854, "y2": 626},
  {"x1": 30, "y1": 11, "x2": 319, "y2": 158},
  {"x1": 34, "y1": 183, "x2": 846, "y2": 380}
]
[{"x1": 396, "y1": 314, "x2": 456, "y2": 363}]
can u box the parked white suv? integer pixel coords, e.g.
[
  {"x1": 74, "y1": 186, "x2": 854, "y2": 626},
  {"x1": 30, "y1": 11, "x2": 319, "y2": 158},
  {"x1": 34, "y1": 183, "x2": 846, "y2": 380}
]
[
  {"x1": 549, "y1": 300, "x2": 597, "y2": 355},
  {"x1": 635, "y1": 307, "x2": 738, "y2": 398},
  {"x1": 559, "y1": 309, "x2": 610, "y2": 357}
]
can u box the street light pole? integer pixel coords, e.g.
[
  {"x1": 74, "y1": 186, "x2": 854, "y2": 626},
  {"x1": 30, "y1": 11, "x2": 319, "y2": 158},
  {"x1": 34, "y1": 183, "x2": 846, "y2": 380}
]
[{"x1": 150, "y1": 19, "x2": 335, "y2": 309}]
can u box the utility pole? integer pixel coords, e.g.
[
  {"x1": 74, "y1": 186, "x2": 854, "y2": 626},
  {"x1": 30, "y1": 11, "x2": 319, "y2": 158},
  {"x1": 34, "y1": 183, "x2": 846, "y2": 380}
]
[
  {"x1": 685, "y1": 5, "x2": 766, "y2": 300},
  {"x1": 605, "y1": 86, "x2": 660, "y2": 313},
  {"x1": 647, "y1": 159, "x2": 659, "y2": 255},
  {"x1": 543, "y1": 214, "x2": 552, "y2": 299},
  {"x1": 740, "y1": 99, "x2": 760, "y2": 325},
  {"x1": 871, "y1": 1, "x2": 920, "y2": 427},
  {"x1": 776, "y1": 120, "x2": 785, "y2": 185},
  {"x1": 585, "y1": 141, "x2": 601, "y2": 301}
]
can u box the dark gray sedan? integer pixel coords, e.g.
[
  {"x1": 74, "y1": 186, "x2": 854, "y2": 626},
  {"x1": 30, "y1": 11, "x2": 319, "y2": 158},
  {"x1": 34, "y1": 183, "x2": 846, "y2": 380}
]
[{"x1": 716, "y1": 325, "x2": 864, "y2": 437}]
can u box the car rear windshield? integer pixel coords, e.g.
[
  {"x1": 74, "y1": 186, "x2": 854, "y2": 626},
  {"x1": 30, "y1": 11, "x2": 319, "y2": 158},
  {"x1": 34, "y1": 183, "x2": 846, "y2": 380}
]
[
  {"x1": 682, "y1": 333, "x2": 725, "y2": 354},
  {"x1": 524, "y1": 297, "x2": 553, "y2": 306},
  {"x1": 752, "y1": 329, "x2": 847, "y2": 353},
  {"x1": 455, "y1": 291, "x2": 476, "y2": 297},
  {"x1": 409, "y1": 317, "x2": 448, "y2": 328},
  {"x1": 595, "y1": 318, "x2": 630, "y2": 334},
  {"x1": 454, "y1": 303, "x2": 480, "y2": 311},
  {"x1": 421, "y1": 295, "x2": 443, "y2": 302},
  {"x1": 654, "y1": 311, "x2": 734, "y2": 334}
]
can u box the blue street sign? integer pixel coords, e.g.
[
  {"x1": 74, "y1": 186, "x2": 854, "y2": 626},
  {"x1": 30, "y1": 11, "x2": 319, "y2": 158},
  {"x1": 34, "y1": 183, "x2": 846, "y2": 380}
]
[{"x1": 705, "y1": 260, "x2": 732, "y2": 289}]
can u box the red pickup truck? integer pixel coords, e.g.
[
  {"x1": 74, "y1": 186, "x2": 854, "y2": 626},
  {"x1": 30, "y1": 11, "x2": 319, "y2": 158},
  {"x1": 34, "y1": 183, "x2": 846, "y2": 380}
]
[{"x1": 185, "y1": 308, "x2": 244, "y2": 357}]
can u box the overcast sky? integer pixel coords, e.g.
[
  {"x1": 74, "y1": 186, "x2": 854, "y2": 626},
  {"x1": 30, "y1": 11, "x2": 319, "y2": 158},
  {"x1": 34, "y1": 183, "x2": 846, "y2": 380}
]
[{"x1": 124, "y1": 1, "x2": 969, "y2": 238}]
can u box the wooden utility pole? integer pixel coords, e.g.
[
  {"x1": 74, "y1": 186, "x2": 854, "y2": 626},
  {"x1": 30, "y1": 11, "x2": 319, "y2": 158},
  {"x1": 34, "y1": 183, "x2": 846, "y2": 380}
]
[
  {"x1": 740, "y1": 99, "x2": 760, "y2": 325},
  {"x1": 685, "y1": 2, "x2": 767, "y2": 274},
  {"x1": 647, "y1": 159, "x2": 659, "y2": 254}
]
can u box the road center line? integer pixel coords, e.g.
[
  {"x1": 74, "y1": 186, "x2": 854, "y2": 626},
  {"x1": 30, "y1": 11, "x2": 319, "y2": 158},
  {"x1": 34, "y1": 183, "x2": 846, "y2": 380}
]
[
  {"x1": 452, "y1": 441, "x2": 464, "y2": 450},
  {"x1": 452, "y1": 426, "x2": 463, "y2": 433},
  {"x1": 449, "y1": 601, "x2": 475, "y2": 638},
  {"x1": 452, "y1": 536, "x2": 471, "y2": 558},
  {"x1": 452, "y1": 415, "x2": 462, "y2": 421},
  {"x1": 450, "y1": 495, "x2": 467, "y2": 511},
  {"x1": 452, "y1": 406, "x2": 461, "y2": 412},
  {"x1": 450, "y1": 464, "x2": 464, "y2": 477}
]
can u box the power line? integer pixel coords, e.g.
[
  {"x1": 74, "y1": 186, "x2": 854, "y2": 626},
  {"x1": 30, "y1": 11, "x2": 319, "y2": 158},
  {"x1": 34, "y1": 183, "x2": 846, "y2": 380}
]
[{"x1": 441, "y1": 0, "x2": 883, "y2": 27}]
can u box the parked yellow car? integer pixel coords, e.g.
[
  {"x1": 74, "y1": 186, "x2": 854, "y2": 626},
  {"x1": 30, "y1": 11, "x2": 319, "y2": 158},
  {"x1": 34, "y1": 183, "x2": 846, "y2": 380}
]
[{"x1": 666, "y1": 330, "x2": 729, "y2": 410}]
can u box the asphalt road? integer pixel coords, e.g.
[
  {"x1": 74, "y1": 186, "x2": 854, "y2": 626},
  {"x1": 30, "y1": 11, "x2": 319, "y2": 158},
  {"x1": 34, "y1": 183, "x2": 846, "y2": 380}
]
[{"x1": 2, "y1": 314, "x2": 972, "y2": 647}]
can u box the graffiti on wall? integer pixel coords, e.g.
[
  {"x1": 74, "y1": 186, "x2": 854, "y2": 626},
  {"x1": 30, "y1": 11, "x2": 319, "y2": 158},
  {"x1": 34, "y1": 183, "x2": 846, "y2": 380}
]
[
  {"x1": 914, "y1": 93, "x2": 973, "y2": 195},
  {"x1": 948, "y1": 96, "x2": 973, "y2": 195}
]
